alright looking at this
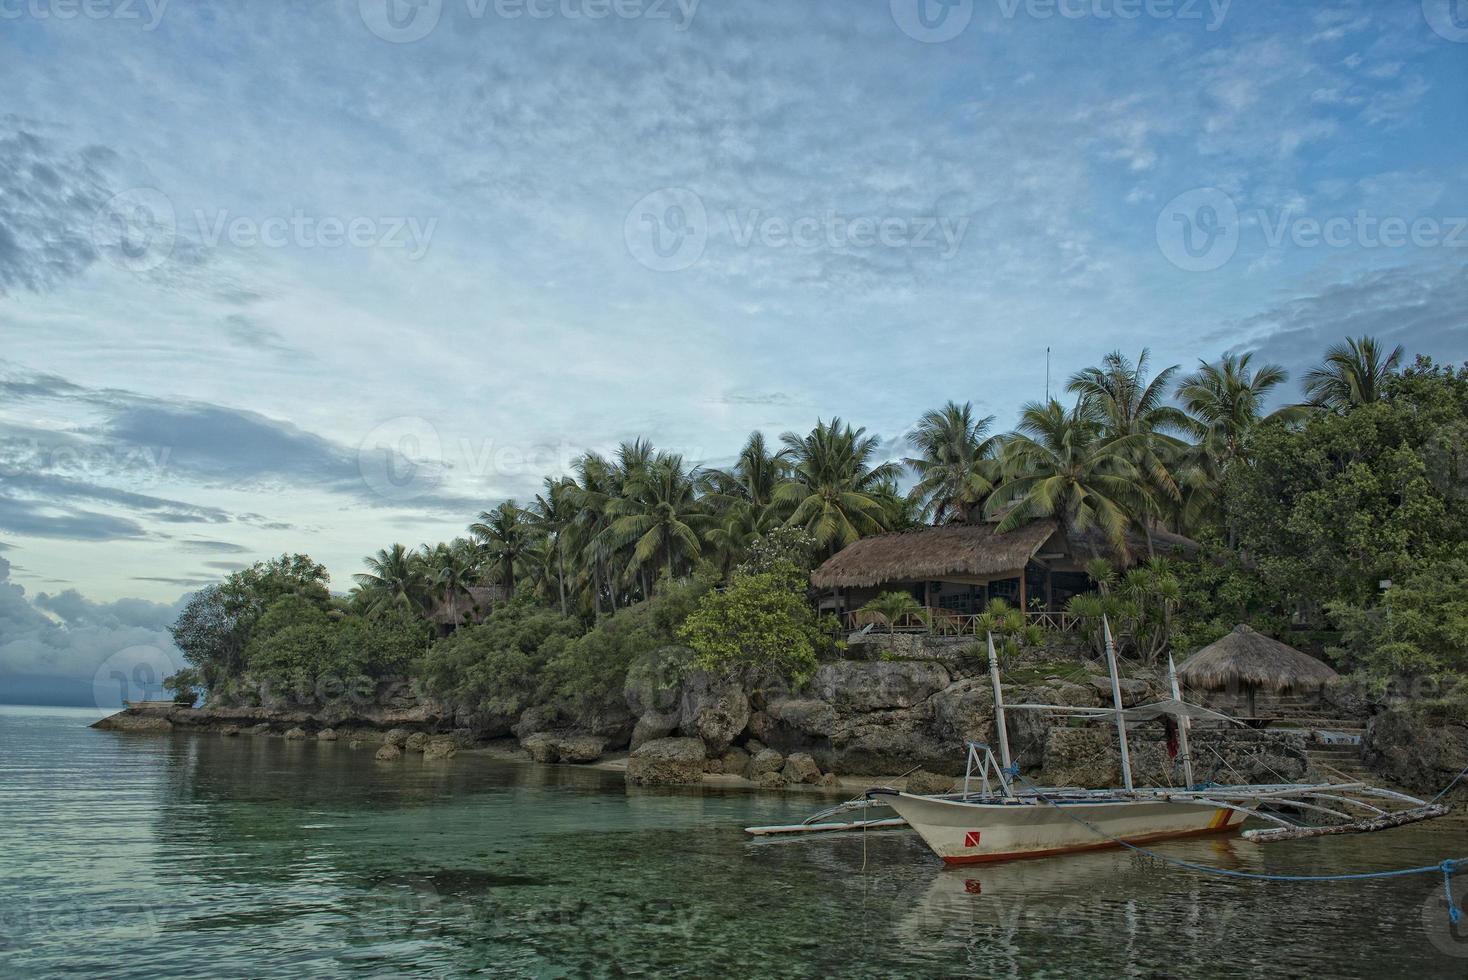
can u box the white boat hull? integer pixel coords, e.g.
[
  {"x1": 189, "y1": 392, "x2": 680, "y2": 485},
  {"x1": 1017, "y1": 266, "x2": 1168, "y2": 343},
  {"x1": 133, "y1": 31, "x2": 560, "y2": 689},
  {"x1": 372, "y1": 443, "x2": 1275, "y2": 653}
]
[{"x1": 872, "y1": 791, "x2": 1247, "y2": 864}]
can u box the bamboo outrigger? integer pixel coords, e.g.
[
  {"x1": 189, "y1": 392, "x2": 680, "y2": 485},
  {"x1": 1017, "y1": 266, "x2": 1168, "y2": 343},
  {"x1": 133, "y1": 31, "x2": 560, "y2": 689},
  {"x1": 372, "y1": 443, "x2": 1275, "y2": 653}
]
[{"x1": 746, "y1": 618, "x2": 1451, "y2": 862}]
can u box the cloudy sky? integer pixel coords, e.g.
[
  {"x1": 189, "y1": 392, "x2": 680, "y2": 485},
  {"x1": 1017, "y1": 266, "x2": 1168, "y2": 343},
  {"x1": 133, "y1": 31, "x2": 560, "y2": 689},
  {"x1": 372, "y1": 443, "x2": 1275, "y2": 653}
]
[{"x1": 1, "y1": 0, "x2": 1466, "y2": 702}]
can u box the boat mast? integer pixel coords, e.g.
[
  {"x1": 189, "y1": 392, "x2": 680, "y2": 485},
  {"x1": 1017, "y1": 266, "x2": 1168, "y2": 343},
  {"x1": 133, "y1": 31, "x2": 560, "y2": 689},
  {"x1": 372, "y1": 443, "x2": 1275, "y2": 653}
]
[
  {"x1": 986, "y1": 632, "x2": 1013, "y2": 772},
  {"x1": 1103, "y1": 616, "x2": 1134, "y2": 791},
  {"x1": 1167, "y1": 654, "x2": 1195, "y2": 789}
]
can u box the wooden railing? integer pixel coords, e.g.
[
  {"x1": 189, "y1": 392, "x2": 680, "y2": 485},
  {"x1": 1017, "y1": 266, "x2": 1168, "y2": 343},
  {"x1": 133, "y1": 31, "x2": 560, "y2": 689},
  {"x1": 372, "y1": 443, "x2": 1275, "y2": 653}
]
[{"x1": 840, "y1": 608, "x2": 1076, "y2": 635}]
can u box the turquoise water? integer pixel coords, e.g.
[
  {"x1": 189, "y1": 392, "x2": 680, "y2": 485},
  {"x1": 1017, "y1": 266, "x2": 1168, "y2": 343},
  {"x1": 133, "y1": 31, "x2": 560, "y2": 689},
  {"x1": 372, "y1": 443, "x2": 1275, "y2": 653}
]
[{"x1": 2, "y1": 705, "x2": 1466, "y2": 978}]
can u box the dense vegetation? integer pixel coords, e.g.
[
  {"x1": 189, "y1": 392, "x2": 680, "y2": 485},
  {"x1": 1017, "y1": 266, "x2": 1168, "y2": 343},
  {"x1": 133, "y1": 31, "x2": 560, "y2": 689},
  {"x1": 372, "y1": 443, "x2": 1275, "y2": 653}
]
[{"x1": 167, "y1": 338, "x2": 1468, "y2": 723}]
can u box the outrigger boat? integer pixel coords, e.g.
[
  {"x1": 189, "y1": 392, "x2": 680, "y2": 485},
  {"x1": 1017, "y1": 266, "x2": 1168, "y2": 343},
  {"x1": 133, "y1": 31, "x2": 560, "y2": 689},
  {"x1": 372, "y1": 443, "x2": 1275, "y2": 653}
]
[{"x1": 747, "y1": 619, "x2": 1449, "y2": 864}]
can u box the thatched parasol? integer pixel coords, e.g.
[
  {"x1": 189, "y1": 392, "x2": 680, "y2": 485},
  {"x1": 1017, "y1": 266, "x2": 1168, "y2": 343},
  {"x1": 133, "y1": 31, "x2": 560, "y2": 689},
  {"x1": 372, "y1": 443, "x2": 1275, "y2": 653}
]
[{"x1": 1178, "y1": 624, "x2": 1339, "y2": 717}]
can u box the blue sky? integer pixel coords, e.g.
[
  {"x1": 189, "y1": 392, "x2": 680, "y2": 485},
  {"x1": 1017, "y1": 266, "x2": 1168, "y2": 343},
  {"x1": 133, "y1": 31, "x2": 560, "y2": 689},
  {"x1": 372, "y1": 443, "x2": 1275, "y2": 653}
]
[{"x1": 1, "y1": 0, "x2": 1466, "y2": 698}]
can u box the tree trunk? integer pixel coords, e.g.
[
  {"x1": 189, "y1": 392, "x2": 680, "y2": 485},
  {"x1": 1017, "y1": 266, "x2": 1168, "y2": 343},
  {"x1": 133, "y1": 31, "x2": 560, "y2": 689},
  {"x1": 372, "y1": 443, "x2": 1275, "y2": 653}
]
[{"x1": 557, "y1": 541, "x2": 567, "y2": 618}]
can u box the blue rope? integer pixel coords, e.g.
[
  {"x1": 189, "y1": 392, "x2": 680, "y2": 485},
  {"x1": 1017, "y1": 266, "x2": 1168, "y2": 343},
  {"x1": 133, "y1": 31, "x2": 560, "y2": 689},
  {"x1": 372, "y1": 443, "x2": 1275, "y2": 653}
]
[
  {"x1": 1009, "y1": 773, "x2": 1466, "y2": 922},
  {"x1": 1428, "y1": 761, "x2": 1468, "y2": 806}
]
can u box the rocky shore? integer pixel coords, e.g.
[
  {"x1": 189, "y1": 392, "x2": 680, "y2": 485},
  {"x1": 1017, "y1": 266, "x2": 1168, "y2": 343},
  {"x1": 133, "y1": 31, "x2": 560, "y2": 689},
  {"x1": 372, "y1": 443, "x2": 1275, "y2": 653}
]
[{"x1": 93, "y1": 633, "x2": 1345, "y2": 793}]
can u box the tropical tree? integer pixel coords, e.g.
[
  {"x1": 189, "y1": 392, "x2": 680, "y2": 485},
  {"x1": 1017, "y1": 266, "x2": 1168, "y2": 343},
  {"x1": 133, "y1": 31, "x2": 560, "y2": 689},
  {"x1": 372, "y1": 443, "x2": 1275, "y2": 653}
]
[
  {"x1": 353, "y1": 543, "x2": 430, "y2": 618},
  {"x1": 990, "y1": 399, "x2": 1145, "y2": 559},
  {"x1": 903, "y1": 400, "x2": 1001, "y2": 524},
  {"x1": 776, "y1": 417, "x2": 901, "y2": 554},
  {"x1": 469, "y1": 500, "x2": 534, "y2": 596},
  {"x1": 527, "y1": 477, "x2": 578, "y2": 616},
  {"x1": 1303, "y1": 335, "x2": 1405, "y2": 410},
  {"x1": 858, "y1": 590, "x2": 927, "y2": 633},
  {"x1": 421, "y1": 539, "x2": 480, "y2": 629},
  {"x1": 703, "y1": 431, "x2": 788, "y2": 513},
  {"x1": 605, "y1": 452, "x2": 709, "y2": 590}
]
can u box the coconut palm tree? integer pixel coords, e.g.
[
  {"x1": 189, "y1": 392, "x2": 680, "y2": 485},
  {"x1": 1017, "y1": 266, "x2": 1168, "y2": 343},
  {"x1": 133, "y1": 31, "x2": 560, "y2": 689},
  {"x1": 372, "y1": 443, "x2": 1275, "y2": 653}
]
[
  {"x1": 353, "y1": 543, "x2": 430, "y2": 618},
  {"x1": 703, "y1": 431, "x2": 788, "y2": 515},
  {"x1": 903, "y1": 400, "x2": 1001, "y2": 524},
  {"x1": 527, "y1": 477, "x2": 577, "y2": 616},
  {"x1": 1303, "y1": 336, "x2": 1405, "y2": 410},
  {"x1": 604, "y1": 452, "x2": 709, "y2": 590},
  {"x1": 990, "y1": 399, "x2": 1146, "y2": 560},
  {"x1": 704, "y1": 501, "x2": 764, "y2": 579},
  {"x1": 469, "y1": 500, "x2": 533, "y2": 596},
  {"x1": 775, "y1": 417, "x2": 901, "y2": 555},
  {"x1": 421, "y1": 539, "x2": 479, "y2": 629}
]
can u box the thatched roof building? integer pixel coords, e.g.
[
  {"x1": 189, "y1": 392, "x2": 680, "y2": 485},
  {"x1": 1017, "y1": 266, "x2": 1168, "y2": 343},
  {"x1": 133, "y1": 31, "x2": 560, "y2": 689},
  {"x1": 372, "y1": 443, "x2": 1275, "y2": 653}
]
[
  {"x1": 428, "y1": 585, "x2": 506, "y2": 630},
  {"x1": 1178, "y1": 624, "x2": 1339, "y2": 716},
  {"x1": 810, "y1": 518, "x2": 1197, "y2": 616}
]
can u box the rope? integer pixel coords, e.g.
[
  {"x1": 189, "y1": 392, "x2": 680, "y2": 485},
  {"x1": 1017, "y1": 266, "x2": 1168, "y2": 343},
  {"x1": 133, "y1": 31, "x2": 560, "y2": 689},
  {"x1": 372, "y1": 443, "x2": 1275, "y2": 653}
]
[
  {"x1": 1428, "y1": 761, "x2": 1468, "y2": 806},
  {"x1": 1008, "y1": 773, "x2": 1466, "y2": 923}
]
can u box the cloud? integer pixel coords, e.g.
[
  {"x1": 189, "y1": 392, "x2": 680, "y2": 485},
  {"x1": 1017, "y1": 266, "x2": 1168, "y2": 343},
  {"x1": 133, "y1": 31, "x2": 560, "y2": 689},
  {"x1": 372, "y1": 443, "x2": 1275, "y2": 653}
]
[
  {"x1": 176, "y1": 539, "x2": 251, "y2": 554},
  {"x1": 0, "y1": 128, "x2": 113, "y2": 294}
]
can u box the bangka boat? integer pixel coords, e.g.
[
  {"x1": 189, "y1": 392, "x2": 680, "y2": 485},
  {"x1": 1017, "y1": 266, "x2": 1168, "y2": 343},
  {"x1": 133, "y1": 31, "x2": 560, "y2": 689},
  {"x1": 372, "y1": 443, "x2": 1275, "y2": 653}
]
[{"x1": 747, "y1": 620, "x2": 1449, "y2": 864}]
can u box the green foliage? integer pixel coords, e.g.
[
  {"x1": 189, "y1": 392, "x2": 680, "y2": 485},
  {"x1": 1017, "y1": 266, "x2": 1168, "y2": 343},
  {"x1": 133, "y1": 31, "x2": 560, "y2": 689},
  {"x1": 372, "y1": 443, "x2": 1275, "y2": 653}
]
[
  {"x1": 163, "y1": 667, "x2": 201, "y2": 705},
  {"x1": 858, "y1": 591, "x2": 927, "y2": 632},
  {"x1": 677, "y1": 560, "x2": 829, "y2": 685},
  {"x1": 417, "y1": 602, "x2": 582, "y2": 717},
  {"x1": 1327, "y1": 547, "x2": 1468, "y2": 679},
  {"x1": 738, "y1": 526, "x2": 819, "y2": 577},
  {"x1": 970, "y1": 598, "x2": 1043, "y2": 663}
]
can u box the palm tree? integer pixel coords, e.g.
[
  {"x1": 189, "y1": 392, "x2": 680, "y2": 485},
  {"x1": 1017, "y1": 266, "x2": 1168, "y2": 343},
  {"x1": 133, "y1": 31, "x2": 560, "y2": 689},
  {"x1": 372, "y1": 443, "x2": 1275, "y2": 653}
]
[
  {"x1": 469, "y1": 500, "x2": 533, "y2": 596},
  {"x1": 527, "y1": 477, "x2": 577, "y2": 616},
  {"x1": 704, "y1": 502, "x2": 763, "y2": 579},
  {"x1": 704, "y1": 431, "x2": 788, "y2": 513},
  {"x1": 421, "y1": 539, "x2": 479, "y2": 629},
  {"x1": 775, "y1": 417, "x2": 901, "y2": 555},
  {"x1": 1303, "y1": 336, "x2": 1405, "y2": 410},
  {"x1": 353, "y1": 543, "x2": 430, "y2": 617},
  {"x1": 990, "y1": 399, "x2": 1145, "y2": 560},
  {"x1": 604, "y1": 452, "x2": 709, "y2": 590},
  {"x1": 903, "y1": 400, "x2": 1001, "y2": 524}
]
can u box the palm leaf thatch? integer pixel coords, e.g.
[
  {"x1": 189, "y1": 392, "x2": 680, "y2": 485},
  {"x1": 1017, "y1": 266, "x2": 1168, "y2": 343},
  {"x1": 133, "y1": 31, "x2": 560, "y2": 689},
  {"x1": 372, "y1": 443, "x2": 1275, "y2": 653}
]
[
  {"x1": 810, "y1": 521, "x2": 1058, "y2": 589},
  {"x1": 1178, "y1": 624, "x2": 1338, "y2": 694}
]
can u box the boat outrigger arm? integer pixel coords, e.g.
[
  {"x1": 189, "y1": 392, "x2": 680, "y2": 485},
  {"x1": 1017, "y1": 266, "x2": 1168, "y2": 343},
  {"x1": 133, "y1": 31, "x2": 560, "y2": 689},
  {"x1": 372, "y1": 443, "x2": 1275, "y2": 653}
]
[{"x1": 745, "y1": 617, "x2": 1451, "y2": 853}]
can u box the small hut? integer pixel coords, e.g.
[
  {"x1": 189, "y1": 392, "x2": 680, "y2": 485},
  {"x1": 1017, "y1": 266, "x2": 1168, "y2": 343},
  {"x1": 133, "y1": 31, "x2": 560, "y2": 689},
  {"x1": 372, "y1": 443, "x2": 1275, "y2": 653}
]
[
  {"x1": 427, "y1": 585, "x2": 506, "y2": 634},
  {"x1": 1178, "y1": 624, "x2": 1339, "y2": 718}
]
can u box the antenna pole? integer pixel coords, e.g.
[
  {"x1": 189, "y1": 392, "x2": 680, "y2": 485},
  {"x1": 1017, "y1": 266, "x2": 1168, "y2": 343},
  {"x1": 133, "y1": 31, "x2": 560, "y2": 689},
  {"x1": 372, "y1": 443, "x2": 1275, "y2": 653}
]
[
  {"x1": 1103, "y1": 616, "x2": 1134, "y2": 791},
  {"x1": 1168, "y1": 654, "x2": 1195, "y2": 789}
]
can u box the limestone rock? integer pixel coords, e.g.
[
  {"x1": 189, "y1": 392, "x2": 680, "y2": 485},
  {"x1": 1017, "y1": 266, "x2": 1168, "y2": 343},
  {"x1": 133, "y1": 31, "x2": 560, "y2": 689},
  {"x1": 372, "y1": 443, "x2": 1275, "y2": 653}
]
[
  {"x1": 423, "y1": 739, "x2": 458, "y2": 762},
  {"x1": 405, "y1": 732, "x2": 429, "y2": 753},
  {"x1": 521, "y1": 733, "x2": 559, "y2": 764},
  {"x1": 375, "y1": 744, "x2": 403, "y2": 762},
  {"x1": 348, "y1": 739, "x2": 364, "y2": 749},
  {"x1": 762, "y1": 698, "x2": 838, "y2": 738},
  {"x1": 283, "y1": 727, "x2": 309, "y2": 740},
  {"x1": 753, "y1": 770, "x2": 788, "y2": 789},
  {"x1": 818, "y1": 773, "x2": 842, "y2": 789},
  {"x1": 626, "y1": 737, "x2": 707, "y2": 786},
  {"x1": 249, "y1": 723, "x2": 271, "y2": 736},
  {"x1": 905, "y1": 769, "x2": 957, "y2": 795},
  {"x1": 220, "y1": 725, "x2": 240, "y2": 737},
  {"x1": 631, "y1": 710, "x2": 679, "y2": 751},
  {"x1": 553, "y1": 735, "x2": 607, "y2": 764},
  {"x1": 719, "y1": 746, "x2": 750, "y2": 777},
  {"x1": 748, "y1": 748, "x2": 784, "y2": 777},
  {"x1": 679, "y1": 673, "x2": 751, "y2": 756},
  {"x1": 1089, "y1": 676, "x2": 1153, "y2": 706},
  {"x1": 317, "y1": 728, "x2": 339, "y2": 741},
  {"x1": 782, "y1": 752, "x2": 822, "y2": 785},
  {"x1": 382, "y1": 728, "x2": 411, "y2": 748},
  {"x1": 92, "y1": 712, "x2": 173, "y2": 733},
  {"x1": 813, "y1": 661, "x2": 951, "y2": 712},
  {"x1": 1365, "y1": 709, "x2": 1468, "y2": 798}
]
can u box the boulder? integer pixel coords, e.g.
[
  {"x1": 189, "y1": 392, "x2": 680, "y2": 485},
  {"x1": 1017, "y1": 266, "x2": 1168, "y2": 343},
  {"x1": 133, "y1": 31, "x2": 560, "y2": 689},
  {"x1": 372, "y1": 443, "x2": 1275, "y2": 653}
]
[
  {"x1": 405, "y1": 732, "x2": 430, "y2": 753},
  {"x1": 521, "y1": 733, "x2": 559, "y2": 764},
  {"x1": 626, "y1": 737, "x2": 707, "y2": 786},
  {"x1": 382, "y1": 728, "x2": 411, "y2": 748},
  {"x1": 748, "y1": 748, "x2": 785, "y2": 777},
  {"x1": 818, "y1": 773, "x2": 842, "y2": 789},
  {"x1": 928, "y1": 678, "x2": 995, "y2": 746},
  {"x1": 423, "y1": 739, "x2": 458, "y2": 762},
  {"x1": 679, "y1": 673, "x2": 751, "y2": 756},
  {"x1": 283, "y1": 727, "x2": 309, "y2": 740},
  {"x1": 249, "y1": 723, "x2": 271, "y2": 736},
  {"x1": 782, "y1": 752, "x2": 822, "y2": 784},
  {"x1": 220, "y1": 725, "x2": 240, "y2": 737},
  {"x1": 553, "y1": 735, "x2": 607, "y2": 764},
  {"x1": 905, "y1": 769, "x2": 957, "y2": 795},
  {"x1": 719, "y1": 746, "x2": 750, "y2": 776},
  {"x1": 631, "y1": 710, "x2": 679, "y2": 751},
  {"x1": 316, "y1": 728, "x2": 339, "y2": 741},
  {"x1": 1088, "y1": 676, "x2": 1153, "y2": 706},
  {"x1": 762, "y1": 698, "x2": 839, "y2": 738},
  {"x1": 753, "y1": 770, "x2": 788, "y2": 789},
  {"x1": 1364, "y1": 709, "x2": 1468, "y2": 798},
  {"x1": 92, "y1": 712, "x2": 173, "y2": 733},
  {"x1": 375, "y1": 744, "x2": 403, "y2": 762},
  {"x1": 813, "y1": 661, "x2": 951, "y2": 712},
  {"x1": 513, "y1": 705, "x2": 561, "y2": 740}
]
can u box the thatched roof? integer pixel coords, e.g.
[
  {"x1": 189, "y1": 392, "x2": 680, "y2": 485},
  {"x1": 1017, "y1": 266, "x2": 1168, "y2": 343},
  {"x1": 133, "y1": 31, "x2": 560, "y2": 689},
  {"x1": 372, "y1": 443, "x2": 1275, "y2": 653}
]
[
  {"x1": 1178, "y1": 625, "x2": 1339, "y2": 693},
  {"x1": 428, "y1": 585, "x2": 506, "y2": 625},
  {"x1": 810, "y1": 521, "x2": 1059, "y2": 589}
]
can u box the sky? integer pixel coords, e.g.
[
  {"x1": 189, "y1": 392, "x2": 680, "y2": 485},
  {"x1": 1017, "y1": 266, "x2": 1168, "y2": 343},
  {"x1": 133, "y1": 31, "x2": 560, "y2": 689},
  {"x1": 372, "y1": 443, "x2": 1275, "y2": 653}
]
[{"x1": 1, "y1": 0, "x2": 1466, "y2": 703}]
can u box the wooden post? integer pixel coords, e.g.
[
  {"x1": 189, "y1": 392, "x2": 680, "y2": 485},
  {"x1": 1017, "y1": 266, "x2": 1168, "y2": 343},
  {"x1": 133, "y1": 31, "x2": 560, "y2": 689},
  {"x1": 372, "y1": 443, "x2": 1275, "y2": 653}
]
[
  {"x1": 1018, "y1": 570, "x2": 1027, "y2": 611},
  {"x1": 1045, "y1": 568, "x2": 1054, "y2": 611},
  {"x1": 1103, "y1": 616, "x2": 1134, "y2": 791}
]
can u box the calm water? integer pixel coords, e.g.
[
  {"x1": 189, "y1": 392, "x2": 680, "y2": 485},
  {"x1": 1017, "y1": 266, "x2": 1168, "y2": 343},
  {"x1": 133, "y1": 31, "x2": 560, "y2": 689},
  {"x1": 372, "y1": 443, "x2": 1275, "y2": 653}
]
[{"x1": 2, "y1": 705, "x2": 1466, "y2": 978}]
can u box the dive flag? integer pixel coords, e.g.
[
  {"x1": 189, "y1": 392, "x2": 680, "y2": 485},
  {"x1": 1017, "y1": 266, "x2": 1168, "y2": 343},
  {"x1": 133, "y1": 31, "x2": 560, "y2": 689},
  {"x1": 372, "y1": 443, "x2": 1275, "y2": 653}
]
[{"x1": 963, "y1": 831, "x2": 982, "y2": 848}]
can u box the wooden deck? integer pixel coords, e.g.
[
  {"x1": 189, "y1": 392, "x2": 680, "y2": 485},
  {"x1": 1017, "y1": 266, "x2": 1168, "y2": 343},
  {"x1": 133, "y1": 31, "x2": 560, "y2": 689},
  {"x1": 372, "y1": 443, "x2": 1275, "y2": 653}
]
[{"x1": 841, "y1": 608, "x2": 1077, "y2": 635}]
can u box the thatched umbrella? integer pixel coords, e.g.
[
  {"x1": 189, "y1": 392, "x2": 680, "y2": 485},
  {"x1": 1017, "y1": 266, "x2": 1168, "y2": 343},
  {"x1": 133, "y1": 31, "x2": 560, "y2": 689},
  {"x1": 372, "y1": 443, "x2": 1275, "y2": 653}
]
[{"x1": 1177, "y1": 624, "x2": 1339, "y2": 717}]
